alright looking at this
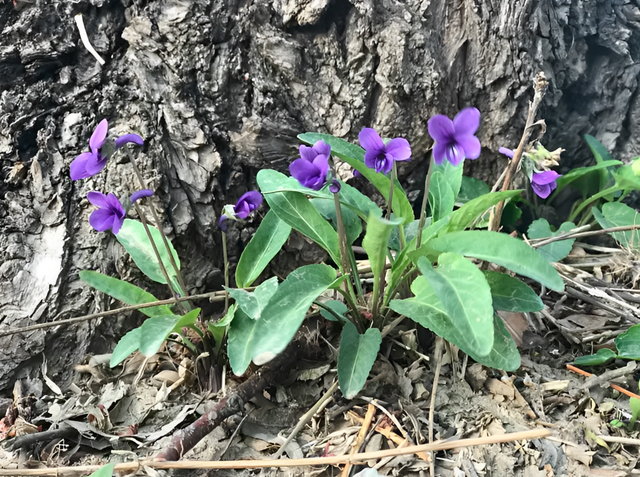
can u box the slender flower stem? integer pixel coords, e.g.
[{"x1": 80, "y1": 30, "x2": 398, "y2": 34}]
[
  {"x1": 128, "y1": 155, "x2": 188, "y2": 296},
  {"x1": 333, "y1": 192, "x2": 361, "y2": 309},
  {"x1": 386, "y1": 163, "x2": 396, "y2": 220},
  {"x1": 133, "y1": 202, "x2": 184, "y2": 311},
  {"x1": 222, "y1": 230, "x2": 230, "y2": 314},
  {"x1": 416, "y1": 153, "x2": 435, "y2": 248}
]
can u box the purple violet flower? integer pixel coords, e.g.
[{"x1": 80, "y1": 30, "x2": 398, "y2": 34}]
[
  {"x1": 329, "y1": 178, "x2": 341, "y2": 193},
  {"x1": 358, "y1": 128, "x2": 411, "y2": 174},
  {"x1": 289, "y1": 140, "x2": 331, "y2": 190},
  {"x1": 499, "y1": 147, "x2": 562, "y2": 199},
  {"x1": 218, "y1": 191, "x2": 263, "y2": 232},
  {"x1": 531, "y1": 171, "x2": 561, "y2": 199},
  {"x1": 87, "y1": 191, "x2": 126, "y2": 234},
  {"x1": 70, "y1": 119, "x2": 144, "y2": 180},
  {"x1": 427, "y1": 108, "x2": 481, "y2": 166},
  {"x1": 130, "y1": 189, "x2": 154, "y2": 203}
]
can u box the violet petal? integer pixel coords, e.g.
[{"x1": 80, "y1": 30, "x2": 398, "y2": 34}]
[
  {"x1": 427, "y1": 115, "x2": 455, "y2": 143},
  {"x1": 89, "y1": 119, "x2": 109, "y2": 153},
  {"x1": 313, "y1": 140, "x2": 331, "y2": 158},
  {"x1": 359, "y1": 128, "x2": 385, "y2": 153},
  {"x1": 131, "y1": 189, "x2": 154, "y2": 203},
  {"x1": 84, "y1": 154, "x2": 108, "y2": 176},
  {"x1": 115, "y1": 133, "x2": 144, "y2": 150},
  {"x1": 532, "y1": 170, "x2": 561, "y2": 185},
  {"x1": 531, "y1": 181, "x2": 552, "y2": 199},
  {"x1": 385, "y1": 137, "x2": 412, "y2": 161},
  {"x1": 87, "y1": 191, "x2": 111, "y2": 208},
  {"x1": 89, "y1": 208, "x2": 116, "y2": 232},
  {"x1": 299, "y1": 145, "x2": 316, "y2": 162},
  {"x1": 457, "y1": 135, "x2": 481, "y2": 160},
  {"x1": 453, "y1": 107, "x2": 480, "y2": 136},
  {"x1": 69, "y1": 152, "x2": 94, "y2": 180},
  {"x1": 432, "y1": 142, "x2": 447, "y2": 166},
  {"x1": 499, "y1": 147, "x2": 515, "y2": 158},
  {"x1": 444, "y1": 143, "x2": 465, "y2": 166}
]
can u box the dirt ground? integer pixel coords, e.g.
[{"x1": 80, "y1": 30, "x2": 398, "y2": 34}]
[{"x1": 1, "y1": 243, "x2": 640, "y2": 477}]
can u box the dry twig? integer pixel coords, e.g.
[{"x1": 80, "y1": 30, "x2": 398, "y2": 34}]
[{"x1": 0, "y1": 429, "x2": 550, "y2": 475}]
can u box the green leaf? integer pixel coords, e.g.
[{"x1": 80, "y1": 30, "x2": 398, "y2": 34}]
[
  {"x1": 139, "y1": 308, "x2": 201, "y2": 357},
  {"x1": 594, "y1": 202, "x2": 640, "y2": 249},
  {"x1": 457, "y1": 177, "x2": 490, "y2": 204},
  {"x1": 445, "y1": 190, "x2": 522, "y2": 233},
  {"x1": 311, "y1": 198, "x2": 362, "y2": 244},
  {"x1": 337, "y1": 322, "x2": 382, "y2": 399},
  {"x1": 319, "y1": 300, "x2": 348, "y2": 322},
  {"x1": 298, "y1": 132, "x2": 414, "y2": 224},
  {"x1": 475, "y1": 314, "x2": 521, "y2": 370},
  {"x1": 428, "y1": 171, "x2": 455, "y2": 222},
  {"x1": 110, "y1": 328, "x2": 142, "y2": 367},
  {"x1": 385, "y1": 217, "x2": 451, "y2": 304},
  {"x1": 209, "y1": 303, "x2": 236, "y2": 352},
  {"x1": 227, "y1": 277, "x2": 278, "y2": 320},
  {"x1": 613, "y1": 164, "x2": 640, "y2": 191},
  {"x1": 258, "y1": 171, "x2": 341, "y2": 265},
  {"x1": 389, "y1": 276, "x2": 519, "y2": 369},
  {"x1": 116, "y1": 219, "x2": 181, "y2": 290},
  {"x1": 434, "y1": 160, "x2": 463, "y2": 198},
  {"x1": 338, "y1": 181, "x2": 383, "y2": 221},
  {"x1": 584, "y1": 134, "x2": 616, "y2": 191},
  {"x1": 236, "y1": 210, "x2": 291, "y2": 288},
  {"x1": 88, "y1": 464, "x2": 115, "y2": 477},
  {"x1": 615, "y1": 324, "x2": 640, "y2": 360},
  {"x1": 573, "y1": 348, "x2": 618, "y2": 366},
  {"x1": 528, "y1": 219, "x2": 576, "y2": 262},
  {"x1": 362, "y1": 214, "x2": 403, "y2": 305},
  {"x1": 228, "y1": 264, "x2": 337, "y2": 374},
  {"x1": 630, "y1": 397, "x2": 640, "y2": 428},
  {"x1": 414, "y1": 230, "x2": 564, "y2": 291},
  {"x1": 416, "y1": 255, "x2": 495, "y2": 356},
  {"x1": 79, "y1": 270, "x2": 172, "y2": 317},
  {"x1": 483, "y1": 271, "x2": 543, "y2": 312},
  {"x1": 554, "y1": 160, "x2": 622, "y2": 195}
]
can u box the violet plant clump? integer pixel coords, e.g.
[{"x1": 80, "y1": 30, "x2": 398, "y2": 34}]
[
  {"x1": 220, "y1": 104, "x2": 567, "y2": 400},
  {"x1": 73, "y1": 97, "x2": 589, "y2": 402}
]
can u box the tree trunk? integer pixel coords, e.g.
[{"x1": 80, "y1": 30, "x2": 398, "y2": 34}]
[{"x1": 0, "y1": 0, "x2": 637, "y2": 395}]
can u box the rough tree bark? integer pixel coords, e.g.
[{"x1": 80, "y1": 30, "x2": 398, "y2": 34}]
[{"x1": 0, "y1": 0, "x2": 638, "y2": 397}]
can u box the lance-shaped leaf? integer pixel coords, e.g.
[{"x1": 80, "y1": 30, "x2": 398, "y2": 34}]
[
  {"x1": 79, "y1": 270, "x2": 172, "y2": 317},
  {"x1": 390, "y1": 276, "x2": 519, "y2": 370},
  {"x1": 138, "y1": 308, "x2": 201, "y2": 357},
  {"x1": 413, "y1": 230, "x2": 564, "y2": 291},
  {"x1": 258, "y1": 171, "x2": 341, "y2": 265},
  {"x1": 483, "y1": 271, "x2": 543, "y2": 312},
  {"x1": 338, "y1": 322, "x2": 382, "y2": 399},
  {"x1": 228, "y1": 264, "x2": 336, "y2": 375},
  {"x1": 116, "y1": 219, "x2": 181, "y2": 291},
  {"x1": 236, "y1": 210, "x2": 291, "y2": 288},
  {"x1": 362, "y1": 213, "x2": 403, "y2": 303},
  {"x1": 227, "y1": 277, "x2": 278, "y2": 320},
  {"x1": 428, "y1": 171, "x2": 455, "y2": 222},
  {"x1": 445, "y1": 190, "x2": 522, "y2": 233},
  {"x1": 416, "y1": 255, "x2": 494, "y2": 356}
]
